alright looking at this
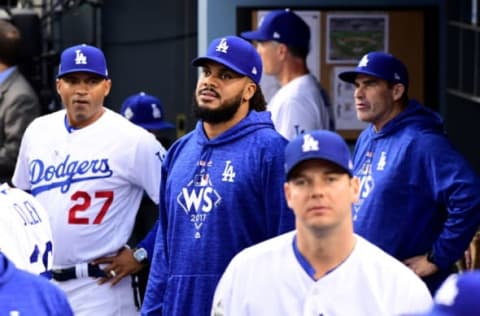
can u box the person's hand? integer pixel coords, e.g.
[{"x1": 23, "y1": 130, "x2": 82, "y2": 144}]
[
  {"x1": 404, "y1": 255, "x2": 438, "y2": 277},
  {"x1": 91, "y1": 247, "x2": 144, "y2": 286}
]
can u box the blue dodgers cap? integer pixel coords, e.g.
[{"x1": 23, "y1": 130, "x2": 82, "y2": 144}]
[
  {"x1": 415, "y1": 272, "x2": 480, "y2": 316},
  {"x1": 192, "y1": 35, "x2": 262, "y2": 84},
  {"x1": 121, "y1": 92, "x2": 175, "y2": 131},
  {"x1": 241, "y1": 9, "x2": 310, "y2": 53},
  {"x1": 284, "y1": 130, "x2": 353, "y2": 179},
  {"x1": 338, "y1": 52, "x2": 409, "y2": 90},
  {"x1": 57, "y1": 44, "x2": 109, "y2": 79}
]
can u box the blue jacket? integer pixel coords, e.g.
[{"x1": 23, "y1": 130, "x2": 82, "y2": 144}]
[
  {"x1": 142, "y1": 110, "x2": 294, "y2": 315},
  {"x1": 353, "y1": 100, "x2": 480, "y2": 290},
  {"x1": 0, "y1": 252, "x2": 73, "y2": 315}
]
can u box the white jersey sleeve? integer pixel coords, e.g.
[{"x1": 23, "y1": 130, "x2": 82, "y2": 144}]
[
  {"x1": 131, "y1": 130, "x2": 166, "y2": 204},
  {"x1": 0, "y1": 183, "x2": 53, "y2": 277}
]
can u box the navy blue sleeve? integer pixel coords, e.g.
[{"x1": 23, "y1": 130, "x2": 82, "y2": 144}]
[
  {"x1": 136, "y1": 220, "x2": 158, "y2": 263},
  {"x1": 262, "y1": 137, "x2": 295, "y2": 236},
  {"x1": 422, "y1": 135, "x2": 480, "y2": 269}
]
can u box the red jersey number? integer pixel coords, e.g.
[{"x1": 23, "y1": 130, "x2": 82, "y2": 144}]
[{"x1": 68, "y1": 191, "x2": 114, "y2": 224}]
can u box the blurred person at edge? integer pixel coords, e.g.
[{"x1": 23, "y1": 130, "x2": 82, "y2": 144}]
[{"x1": 0, "y1": 19, "x2": 40, "y2": 183}]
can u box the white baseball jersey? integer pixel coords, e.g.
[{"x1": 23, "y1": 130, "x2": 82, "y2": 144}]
[
  {"x1": 12, "y1": 108, "x2": 165, "y2": 268},
  {"x1": 268, "y1": 74, "x2": 333, "y2": 140},
  {"x1": 0, "y1": 182, "x2": 53, "y2": 276},
  {"x1": 211, "y1": 231, "x2": 432, "y2": 316}
]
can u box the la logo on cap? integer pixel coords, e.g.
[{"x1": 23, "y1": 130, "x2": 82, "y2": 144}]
[
  {"x1": 75, "y1": 49, "x2": 87, "y2": 65},
  {"x1": 124, "y1": 107, "x2": 134, "y2": 120},
  {"x1": 151, "y1": 103, "x2": 162, "y2": 119},
  {"x1": 302, "y1": 134, "x2": 319, "y2": 152},
  {"x1": 358, "y1": 54, "x2": 369, "y2": 67},
  {"x1": 216, "y1": 38, "x2": 229, "y2": 53},
  {"x1": 258, "y1": 15, "x2": 265, "y2": 27}
]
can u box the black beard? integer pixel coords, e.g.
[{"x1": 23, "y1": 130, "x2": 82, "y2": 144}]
[{"x1": 193, "y1": 90, "x2": 243, "y2": 124}]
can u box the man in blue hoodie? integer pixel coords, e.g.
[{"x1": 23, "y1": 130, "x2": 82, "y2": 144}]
[
  {"x1": 141, "y1": 35, "x2": 295, "y2": 315},
  {"x1": 338, "y1": 52, "x2": 480, "y2": 293}
]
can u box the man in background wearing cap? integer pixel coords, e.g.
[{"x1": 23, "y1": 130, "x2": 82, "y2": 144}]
[
  {"x1": 338, "y1": 51, "x2": 480, "y2": 293},
  {"x1": 121, "y1": 91, "x2": 176, "y2": 148},
  {"x1": 211, "y1": 130, "x2": 432, "y2": 316},
  {"x1": 142, "y1": 35, "x2": 294, "y2": 316},
  {"x1": 241, "y1": 9, "x2": 334, "y2": 140},
  {"x1": 0, "y1": 19, "x2": 40, "y2": 184},
  {"x1": 12, "y1": 44, "x2": 167, "y2": 315},
  {"x1": 121, "y1": 91, "x2": 175, "y2": 302}
]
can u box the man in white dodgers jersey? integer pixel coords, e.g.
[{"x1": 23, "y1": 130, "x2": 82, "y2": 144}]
[
  {"x1": 0, "y1": 182, "x2": 53, "y2": 277},
  {"x1": 12, "y1": 44, "x2": 166, "y2": 316},
  {"x1": 211, "y1": 130, "x2": 432, "y2": 316}
]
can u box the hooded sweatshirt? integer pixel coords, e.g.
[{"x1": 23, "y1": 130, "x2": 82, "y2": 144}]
[
  {"x1": 0, "y1": 252, "x2": 73, "y2": 315},
  {"x1": 353, "y1": 100, "x2": 480, "y2": 291},
  {"x1": 142, "y1": 110, "x2": 295, "y2": 316}
]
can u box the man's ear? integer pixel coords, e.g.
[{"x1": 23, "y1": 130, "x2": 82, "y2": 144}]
[
  {"x1": 351, "y1": 176, "x2": 360, "y2": 204},
  {"x1": 103, "y1": 79, "x2": 112, "y2": 96},
  {"x1": 284, "y1": 182, "x2": 294, "y2": 209},
  {"x1": 242, "y1": 81, "x2": 256, "y2": 103},
  {"x1": 55, "y1": 78, "x2": 61, "y2": 94},
  {"x1": 277, "y1": 42, "x2": 288, "y2": 59},
  {"x1": 392, "y1": 83, "x2": 405, "y2": 102}
]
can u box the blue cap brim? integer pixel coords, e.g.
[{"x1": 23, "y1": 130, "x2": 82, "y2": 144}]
[
  {"x1": 403, "y1": 309, "x2": 450, "y2": 316},
  {"x1": 287, "y1": 159, "x2": 352, "y2": 180},
  {"x1": 240, "y1": 30, "x2": 271, "y2": 41},
  {"x1": 57, "y1": 69, "x2": 109, "y2": 79},
  {"x1": 192, "y1": 56, "x2": 249, "y2": 81},
  {"x1": 138, "y1": 121, "x2": 175, "y2": 131},
  {"x1": 339, "y1": 69, "x2": 388, "y2": 84},
  {"x1": 339, "y1": 69, "x2": 404, "y2": 85}
]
